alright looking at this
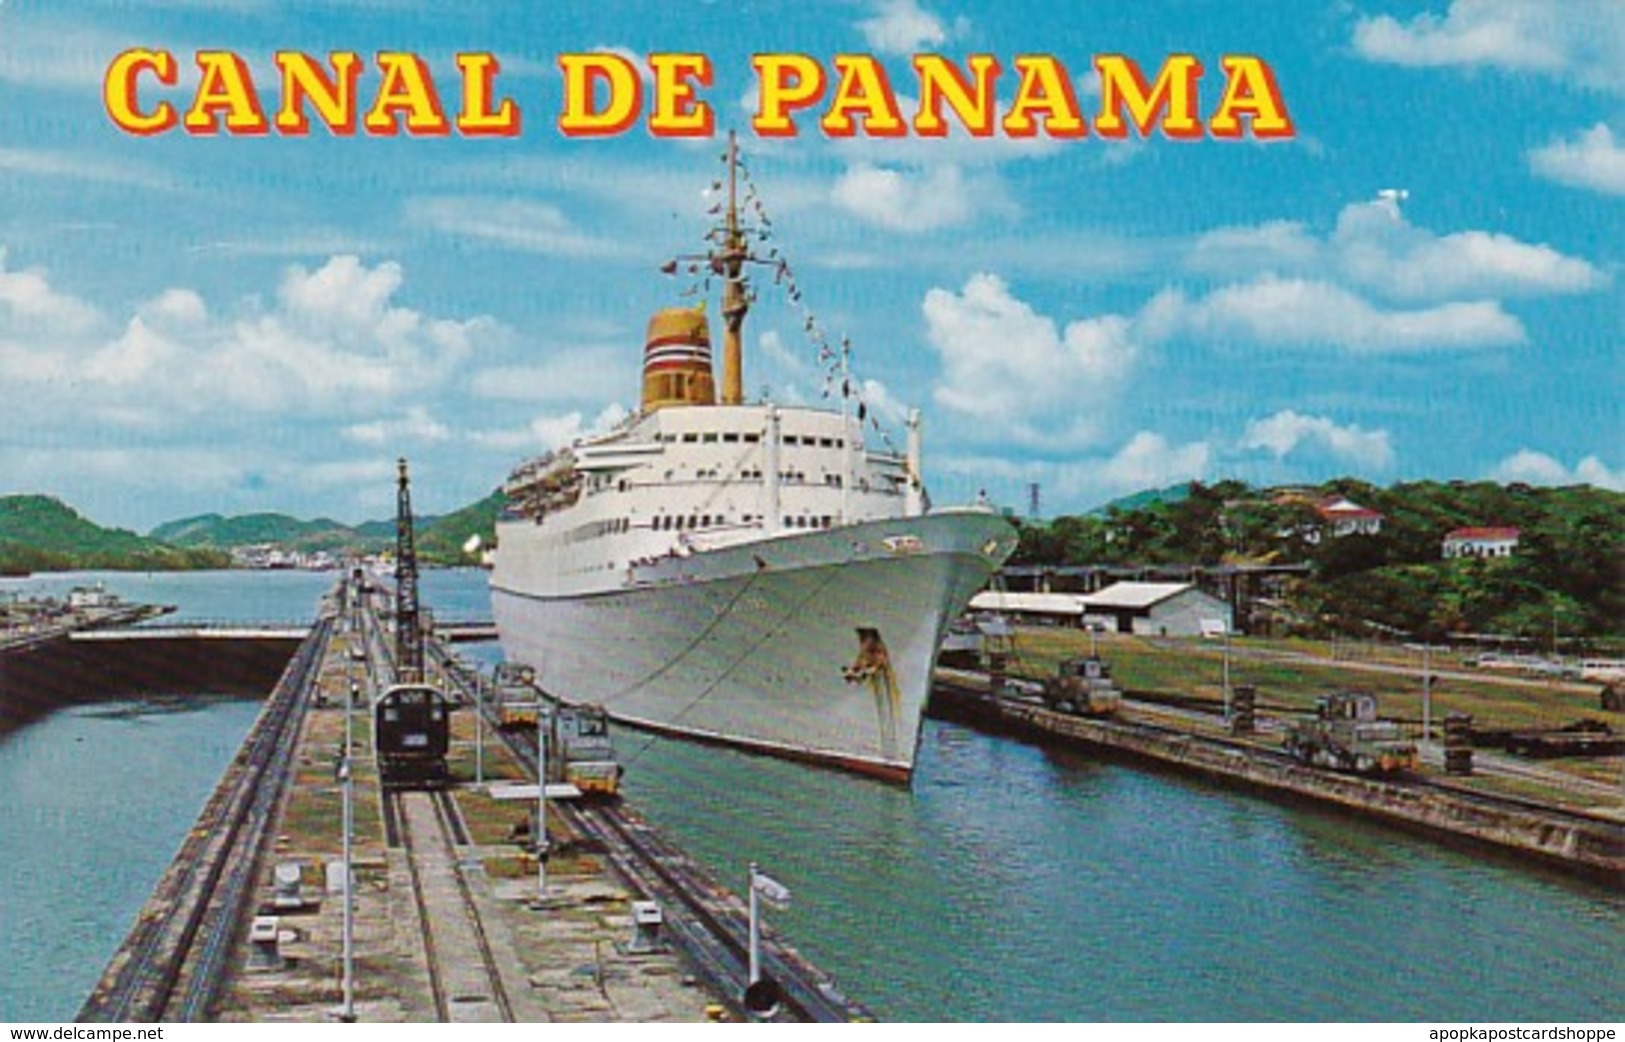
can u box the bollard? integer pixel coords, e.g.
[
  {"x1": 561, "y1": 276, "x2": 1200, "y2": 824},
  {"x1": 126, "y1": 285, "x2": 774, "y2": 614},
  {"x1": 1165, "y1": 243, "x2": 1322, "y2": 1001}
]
[
  {"x1": 1230, "y1": 684, "x2": 1256, "y2": 734},
  {"x1": 627, "y1": 901, "x2": 666, "y2": 954},
  {"x1": 1443, "y1": 712, "x2": 1473, "y2": 775}
]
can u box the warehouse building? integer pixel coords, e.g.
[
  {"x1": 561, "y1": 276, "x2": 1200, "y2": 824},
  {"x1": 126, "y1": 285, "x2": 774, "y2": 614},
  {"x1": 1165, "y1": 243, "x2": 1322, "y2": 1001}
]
[
  {"x1": 965, "y1": 590, "x2": 1087, "y2": 626},
  {"x1": 969, "y1": 581, "x2": 1232, "y2": 637},
  {"x1": 1081, "y1": 581, "x2": 1232, "y2": 636}
]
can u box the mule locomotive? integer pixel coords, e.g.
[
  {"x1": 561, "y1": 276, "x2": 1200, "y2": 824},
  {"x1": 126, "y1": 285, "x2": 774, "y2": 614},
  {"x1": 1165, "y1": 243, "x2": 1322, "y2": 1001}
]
[{"x1": 375, "y1": 682, "x2": 451, "y2": 789}]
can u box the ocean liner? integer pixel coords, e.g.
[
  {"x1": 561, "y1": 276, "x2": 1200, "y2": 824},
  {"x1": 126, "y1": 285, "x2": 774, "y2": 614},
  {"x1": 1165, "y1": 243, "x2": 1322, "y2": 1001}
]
[{"x1": 490, "y1": 136, "x2": 1017, "y2": 781}]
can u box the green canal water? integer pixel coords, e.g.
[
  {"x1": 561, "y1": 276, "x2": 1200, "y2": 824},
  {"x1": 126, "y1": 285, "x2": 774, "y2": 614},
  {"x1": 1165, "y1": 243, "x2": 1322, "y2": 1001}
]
[{"x1": 1, "y1": 570, "x2": 1620, "y2": 1022}]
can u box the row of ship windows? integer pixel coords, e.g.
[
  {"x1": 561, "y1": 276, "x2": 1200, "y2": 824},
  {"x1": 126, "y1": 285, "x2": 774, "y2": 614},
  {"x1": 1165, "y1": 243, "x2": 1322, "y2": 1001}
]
[
  {"x1": 651, "y1": 513, "x2": 835, "y2": 531},
  {"x1": 662, "y1": 469, "x2": 843, "y2": 486},
  {"x1": 657, "y1": 431, "x2": 846, "y2": 449},
  {"x1": 566, "y1": 517, "x2": 632, "y2": 543},
  {"x1": 586, "y1": 471, "x2": 879, "y2": 501}
]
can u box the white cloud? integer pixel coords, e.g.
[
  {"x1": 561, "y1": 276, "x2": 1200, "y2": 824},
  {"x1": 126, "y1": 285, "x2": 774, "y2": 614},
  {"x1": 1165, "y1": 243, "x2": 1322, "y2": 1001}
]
[
  {"x1": 141, "y1": 288, "x2": 208, "y2": 326},
  {"x1": 470, "y1": 403, "x2": 628, "y2": 452},
  {"x1": 1529, "y1": 123, "x2": 1625, "y2": 197},
  {"x1": 0, "y1": 17, "x2": 132, "y2": 89},
  {"x1": 1096, "y1": 432, "x2": 1212, "y2": 492},
  {"x1": 1330, "y1": 196, "x2": 1605, "y2": 300},
  {"x1": 0, "y1": 251, "x2": 549, "y2": 525},
  {"x1": 923, "y1": 273, "x2": 1137, "y2": 445},
  {"x1": 756, "y1": 329, "x2": 812, "y2": 379},
  {"x1": 937, "y1": 431, "x2": 1210, "y2": 508},
  {"x1": 0, "y1": 253, "x2": 495, "y2": 422},
  {"x1": 1185, "y1": 195, "x2": 1606, "y2": 301},
  {"x1": 88, "y1": 317, "x2": 183, "y2": 387},
  {"x1": 0, "y1": 248, "x2": 102, "y2": 336},
  {"x1": 186, "y1": 255, "x2": 487, "y2": 412},
  {"x1": 280, "y1": 255, "x2": 410, "y2": 334},
  {"x1": 1491, "y1": 450, "x2": 1624, "y2": 490},
  {"x1": 469, "y1": 345, "x2": 636, "y2": 405},
  {"x1": 857, "y1": 0, "x2": 953, "y2": 55},
  {"x1": 858, "y1": 378, "x2": 909, "y2": 427},
  {"x1": 4, "y1": 446, "x2": 245, "y2": 494},
  {"x1": 343, "y1": 406, "x2": 452, "y2": 446},
  {"x1": 187, "y1": 231, "x2": 392, "y2": 258},
  {"x1": 1352, "y1": 0, "x2": 1625, "y2": 94},
  {"x1": 831, "y1": 164, "x2": 980, "y2": 232},
  {"x1": 407, "y1": 197, "x2": 635, "y2": 259},
  {"x1": 1240, "y1": 410, "x2": 1395, "y2": 469},
  {"x1": 1187, "y1": 220, "x2": 1323, "y2": 276},
  {"x1": 1138, "y1": 275, "x2": 1525, "y2": 352},
  {"x1": 0, "y1": 147, "x2": 173, "y2": 190},
  {"x1": 293, "y1": 458, "x2": 401, "y2": 492}
]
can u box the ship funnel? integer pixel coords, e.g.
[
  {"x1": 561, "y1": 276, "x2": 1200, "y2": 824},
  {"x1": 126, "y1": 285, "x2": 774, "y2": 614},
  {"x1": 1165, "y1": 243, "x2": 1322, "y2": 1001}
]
[{"x1": 642, "y1": 304, "x2": 717, "y2": 412}]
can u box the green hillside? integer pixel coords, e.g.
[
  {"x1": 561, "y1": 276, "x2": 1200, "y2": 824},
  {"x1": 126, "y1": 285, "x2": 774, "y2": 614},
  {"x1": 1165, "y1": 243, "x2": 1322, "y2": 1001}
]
[
  {"x1": 419, "y1": 490, "x2": 503, "y2": 566},
  {"x1": 145, "y1": 494, "x2": 498, "y2": 567},
  {"x1": 151, "y1": 512, "x2": 366, "y2": 550},
  {"x1": 1013, "y1": 478, "x2": 1624, "y2": 643},
  {"x1": 0, "y1": 495, "x2": 229, "y2": 574},
  {"x1": 1088, "y1": 481, "x2": 1192, "y2": 517}
]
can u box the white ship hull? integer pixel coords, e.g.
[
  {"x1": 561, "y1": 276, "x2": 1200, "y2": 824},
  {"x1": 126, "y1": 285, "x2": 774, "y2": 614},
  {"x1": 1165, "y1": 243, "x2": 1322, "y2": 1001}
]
[{"x1": 491, "y1": 509, "x2": 1014, "y2": 780}]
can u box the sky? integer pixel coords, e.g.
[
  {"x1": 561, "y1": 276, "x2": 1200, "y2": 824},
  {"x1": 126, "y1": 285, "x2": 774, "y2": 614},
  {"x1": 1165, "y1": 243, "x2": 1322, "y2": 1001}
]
[{"x1": 0, "y1": 0, "x2": 1620, "y2": 530}]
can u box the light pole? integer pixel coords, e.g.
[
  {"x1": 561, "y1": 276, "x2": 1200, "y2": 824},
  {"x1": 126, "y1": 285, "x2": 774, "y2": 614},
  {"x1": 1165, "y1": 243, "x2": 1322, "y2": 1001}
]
[
  {"x1": 536, "y1": 714, "x2": 548, "y2": 905},
  {"x1": 474, "y1": 672, "x2": 484, "y2": 788},
  {"x1": 744, "y1": 862, "x2": 791, "y2": 1018},
  {"x1": 1422, "y1": 642, "x2": 1432, "y2": 747},
  {"x1": 1222, "y1": 627, "x2": 1232, "y2": 722},
  {"x1": 1405, "y1": 642, "x2": 1435, "y2": 750},
  {"x1": 339, "y1": 753, "x2": 355, "y2": 1022},
  {"x1": 347, "y1": 679, "x2": 358, "y2": 754},
  {"x1": 747, "y1": 862, "x2": 761, "y2": 987}
]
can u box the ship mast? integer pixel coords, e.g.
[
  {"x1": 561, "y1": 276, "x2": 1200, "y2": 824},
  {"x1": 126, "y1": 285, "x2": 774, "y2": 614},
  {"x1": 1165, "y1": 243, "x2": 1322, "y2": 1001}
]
[{"x1": 719, "y1": 129, "x2": 747, "y2": 406}]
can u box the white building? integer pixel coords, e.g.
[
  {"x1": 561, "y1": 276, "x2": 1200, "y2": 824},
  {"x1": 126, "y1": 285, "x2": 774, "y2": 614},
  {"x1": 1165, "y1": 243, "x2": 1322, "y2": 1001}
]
[
  {"x1": 67, "y1": 584, "x2": 114, "y2": 610},
  {"x1": 1315, "y1": 496, "x2": 1384, "y2": 538},
  {"x1": 966, "y1": 590, "x2": 1086, "y2": 625},
  {"x1": 1443, "y1": 526, "x2": 1520, "y2": 559},
  {"x1": 1081, "y1": 581, "x2": 1233, "y2": 637},
  {"x1": 969, "y1": 582, "x2": 1235, "y2": 636}
]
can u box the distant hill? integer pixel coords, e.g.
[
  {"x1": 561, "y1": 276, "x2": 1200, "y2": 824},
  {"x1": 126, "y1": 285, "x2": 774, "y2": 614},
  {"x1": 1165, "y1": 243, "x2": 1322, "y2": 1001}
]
[
  {"x1": 1090, "y1": 482, "x2": 1192, "y2": 517},
  {"x1": 418, "y1": 490, "x2": 504, "y2": 566},
  {"x1": 0, "y1": 495, "x2": 229, "y2": 574},
  {"x1": 353, "y1": 519, "x2": 397, "y2": 540},
  {"x1": 148, "y1": 495, "x2": 498, "y2": 567},
  {"x1": 151, "y1": 512, "x2": 367, "y2": 551}
]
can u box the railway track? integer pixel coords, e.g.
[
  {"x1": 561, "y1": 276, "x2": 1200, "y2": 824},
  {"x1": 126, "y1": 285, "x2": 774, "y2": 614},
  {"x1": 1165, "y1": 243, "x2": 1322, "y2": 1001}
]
[
  {"x1": 563, "y1": 800, "x2": 870, "y2": 1022},
  {"x1": 79, "y1": 615, "x2": 335, "y2": 1023},
  {"x1": 464, "y1": 687, "x2": 870, "y2": 1023},
  {"x1": 389, "y1": 788, "x2": 514, "y2": 1023}
]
